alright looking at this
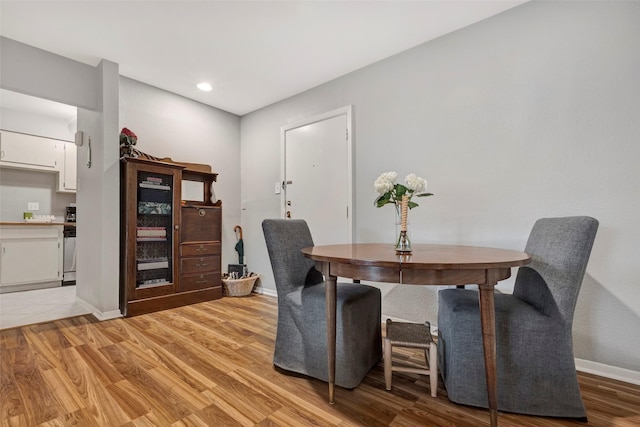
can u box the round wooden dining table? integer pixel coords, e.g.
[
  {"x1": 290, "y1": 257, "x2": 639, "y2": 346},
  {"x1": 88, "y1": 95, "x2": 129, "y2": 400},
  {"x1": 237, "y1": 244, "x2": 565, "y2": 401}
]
[{"x1": 301, "y1": 243, "x2": 531, "y2": 427}]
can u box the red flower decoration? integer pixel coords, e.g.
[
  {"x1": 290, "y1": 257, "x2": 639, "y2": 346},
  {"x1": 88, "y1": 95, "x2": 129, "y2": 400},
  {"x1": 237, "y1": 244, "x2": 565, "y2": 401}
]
[
  {"x1": 120, "y1": 127, "x2": 138, "y2": 146},
  {"x1": 121, "y1": 128, "x2": 137, "y2": 139}
]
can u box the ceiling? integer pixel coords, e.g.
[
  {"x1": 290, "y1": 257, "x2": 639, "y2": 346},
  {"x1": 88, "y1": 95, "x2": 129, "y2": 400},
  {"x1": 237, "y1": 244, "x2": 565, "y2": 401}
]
[{"x1": 0, "y1": 1, "x2": 526, "y2": 117}]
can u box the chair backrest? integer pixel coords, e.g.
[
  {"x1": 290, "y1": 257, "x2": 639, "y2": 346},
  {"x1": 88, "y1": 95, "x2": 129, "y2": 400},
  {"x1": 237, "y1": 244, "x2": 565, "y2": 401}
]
[
  {"x1": 262, "y1": 219, "x2": 324, "y2": 295},
  {"x1": 513, "y1": 216, "x2": 599, "y2": 323}
]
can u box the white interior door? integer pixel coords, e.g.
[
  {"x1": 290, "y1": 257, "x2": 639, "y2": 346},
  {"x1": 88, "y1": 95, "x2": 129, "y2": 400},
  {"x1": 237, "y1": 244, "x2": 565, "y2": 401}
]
[{"x1": 282, "y1": 106, "x2": 353, "y2": 245}]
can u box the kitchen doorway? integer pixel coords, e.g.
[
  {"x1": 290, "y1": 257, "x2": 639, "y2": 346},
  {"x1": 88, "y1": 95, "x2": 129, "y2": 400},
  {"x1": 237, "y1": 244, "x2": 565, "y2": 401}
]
[{"x1": 0, "y1": 89, "x2": 87, "y2": 328}]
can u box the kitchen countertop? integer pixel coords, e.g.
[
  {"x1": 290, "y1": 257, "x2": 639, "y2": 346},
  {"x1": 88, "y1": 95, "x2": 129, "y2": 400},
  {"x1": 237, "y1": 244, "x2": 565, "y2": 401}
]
[{"x1": 0, "y1": 221, "x2": 76, "y2": 227}]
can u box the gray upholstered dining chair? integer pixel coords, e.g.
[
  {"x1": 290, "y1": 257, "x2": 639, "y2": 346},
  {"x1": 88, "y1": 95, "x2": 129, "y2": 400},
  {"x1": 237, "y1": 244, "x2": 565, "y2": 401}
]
[
  {"x1": 438, "y1": 216, "x2": 598, "y2": 419},
  {"x1": 262, "y1": 219, "x2": 382, "y2": 388}
]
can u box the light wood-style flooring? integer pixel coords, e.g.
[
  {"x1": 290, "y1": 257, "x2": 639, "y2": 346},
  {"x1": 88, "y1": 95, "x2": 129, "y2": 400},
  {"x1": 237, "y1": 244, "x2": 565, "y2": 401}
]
[{"x1": 1, "y1": 294, "x2": 639, "y2": 426}]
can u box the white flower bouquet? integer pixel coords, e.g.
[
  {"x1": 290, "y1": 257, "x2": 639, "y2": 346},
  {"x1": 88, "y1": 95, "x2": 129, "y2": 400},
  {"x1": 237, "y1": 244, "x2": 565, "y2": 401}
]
[{"x1": 374, "y1": 172, "x2": 433, "y2": 209}]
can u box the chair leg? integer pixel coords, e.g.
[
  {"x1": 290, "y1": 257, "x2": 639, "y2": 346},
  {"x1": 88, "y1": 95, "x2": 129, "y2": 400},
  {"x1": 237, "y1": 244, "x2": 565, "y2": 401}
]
[
  {"x1": 384, "y1": 338, "x2": 392, "y2": 391},
  {"x1": 429, "y1": 342, "x2": 438, "y2": 397}
]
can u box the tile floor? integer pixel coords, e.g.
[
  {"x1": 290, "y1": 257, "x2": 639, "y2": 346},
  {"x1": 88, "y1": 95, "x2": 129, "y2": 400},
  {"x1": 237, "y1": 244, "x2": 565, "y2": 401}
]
[{"x1": 0, "y1": 285, "x2": 92, "y2": 330}]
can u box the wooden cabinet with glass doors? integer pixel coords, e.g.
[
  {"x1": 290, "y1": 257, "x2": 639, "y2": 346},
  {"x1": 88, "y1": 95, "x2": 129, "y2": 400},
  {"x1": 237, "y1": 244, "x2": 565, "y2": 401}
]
[{"x1": 120, "y1": 157, "x2": 221, "y2": 316}]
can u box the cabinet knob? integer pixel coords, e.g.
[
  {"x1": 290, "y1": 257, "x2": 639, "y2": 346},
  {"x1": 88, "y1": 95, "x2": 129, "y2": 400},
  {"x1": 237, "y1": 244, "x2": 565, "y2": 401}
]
[
  {"x1": 174, "y1": 225, "x2": 179, "y2": 230},
  {"x1": 199, "y1": 209, "x2": 206, "y2": 217}
]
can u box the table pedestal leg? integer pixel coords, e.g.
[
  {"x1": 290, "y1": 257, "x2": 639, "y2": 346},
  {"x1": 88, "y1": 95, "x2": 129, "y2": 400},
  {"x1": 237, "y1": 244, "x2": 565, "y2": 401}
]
[
  {"x1": 479, "y1": 280, "x2": 498, "y2": 427},
  {"x1": 325, "y1": 270, "x2": 337, "y2": 404}
]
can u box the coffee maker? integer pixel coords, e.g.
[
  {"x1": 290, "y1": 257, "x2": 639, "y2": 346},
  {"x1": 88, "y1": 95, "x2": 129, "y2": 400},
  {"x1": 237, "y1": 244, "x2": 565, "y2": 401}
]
[{"x1": 65, "y1": 205, "x2": 76, "y2": 222}]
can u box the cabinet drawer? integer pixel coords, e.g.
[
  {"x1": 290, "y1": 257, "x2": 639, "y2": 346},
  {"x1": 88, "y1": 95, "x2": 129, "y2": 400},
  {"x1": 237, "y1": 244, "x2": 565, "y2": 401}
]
[
  {"x1": 180, "y1": 272, "x2": 221, "y2": 292},
  {"x1": 181, "y1": 255, "x2": 220, "y2": 275},
  {"x1": 0, "y1": 225, "x2": 62, "y2": 240},
  {"x1": 181, "y1": 242, "x2": 220, "y2": 257},
  {"x1": 181, "y1": 206, "x2": 221, "y2": 242}
]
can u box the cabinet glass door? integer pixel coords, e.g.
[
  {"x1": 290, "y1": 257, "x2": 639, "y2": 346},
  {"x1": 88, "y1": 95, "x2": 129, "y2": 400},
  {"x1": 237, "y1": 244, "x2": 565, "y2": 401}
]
[{"x1": 136, "y1": 170, "x2": 174, "y2": 289}]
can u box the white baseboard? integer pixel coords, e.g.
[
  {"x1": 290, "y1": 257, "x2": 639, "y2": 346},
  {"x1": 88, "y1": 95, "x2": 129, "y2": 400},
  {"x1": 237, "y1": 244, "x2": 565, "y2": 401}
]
[
  {"x1": 75, "y1": 297, "x2": 123, "y2": 321},
  {"x1": 575, "y1": 358, "x2": 640, "y2": 386},
  {"x1": 0, "y1": 280, "x2": 61, "y2": 293},
  {"x1": 253, "y1": 286, "x2": 277, "y2": 297}
]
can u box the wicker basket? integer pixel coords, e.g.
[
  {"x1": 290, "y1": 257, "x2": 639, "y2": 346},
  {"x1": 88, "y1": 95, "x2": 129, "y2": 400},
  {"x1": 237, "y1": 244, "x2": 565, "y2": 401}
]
[{"x1": 222, "y1": 275, "x2": 259, "y2": 297}]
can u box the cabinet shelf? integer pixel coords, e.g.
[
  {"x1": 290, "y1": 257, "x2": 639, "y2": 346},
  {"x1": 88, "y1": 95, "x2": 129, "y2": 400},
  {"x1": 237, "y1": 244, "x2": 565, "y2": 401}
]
[
  {"x1": 139, "y1": 184, "x2": 171, "y2": 191},
  {"x1": 137, "y1": 261, "x2": 169, "y2": 270},
  {"x1": 138, "y1": 202, "x2": 172, "y2": 215},
  {"x1": 137, "y1": 280, "x2": 171, "y2": 289}
]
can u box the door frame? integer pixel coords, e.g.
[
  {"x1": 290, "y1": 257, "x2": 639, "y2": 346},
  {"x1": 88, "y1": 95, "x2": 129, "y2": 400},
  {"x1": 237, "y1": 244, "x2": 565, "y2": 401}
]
[{"x1": 280, "y1": 105, "x2": 354, "y2": 242}]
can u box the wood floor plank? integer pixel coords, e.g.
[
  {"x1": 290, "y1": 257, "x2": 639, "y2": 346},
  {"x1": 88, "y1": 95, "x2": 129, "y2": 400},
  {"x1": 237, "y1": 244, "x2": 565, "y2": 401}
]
[
  {"x1": 199, "y1": 389, "x2": 261, "y2": 426},
  {"x1": 115, "y1": 317, "x2": 172, "y2": 351},
  {"x1": 146, "y1": 365, "x2": 211, "y2": 410},
  {"x1": 229, "y1": 368, "x2": 344, "y2": 426},
  {"x1": 74, "y1": 343, "x2": 126, "y2": 385},
  {"x1": 55, "y1": 316, "x2": 112, "y2": 349},
  {"x1": 0, "y1": 328, "x2": 25, "y2": 350},
  {"x1": 144, "y1": 343, "x2": 218, "y2": 391},
  {"x1": 160, "y1": 339, "x2": 242, "y2": 381},
  {"x1": 98, "y1": 343, "x2": 200, "y2": 424},
  {"x1": 203, "y1": 384, "x2": 280, "y2": 425},
  {"x1": 21, "y1": 327, "x2": 65, "y2": 372},
  {"x1": 37, "y1": 407, "x2": 102, "y2": 427},
  {"x1": 128, "y1": 410, "x2": 166, "y2": 427},
  {"x1": 40, "y1": 366, "x2": 86, "y2": 415},
  {"x1": 150, "y1": 313, "x2": 258, "y2": 371},
  {"x1": 266, "y1": 405, "x2": 340, "y2": 427},
  {"x1": 105, "y1": 379, "x2": 153, "y2": 420},
  {"x1": 1, "y1": 294, "x2": 639, "y2": 426},
  {"x1": 8, "y1": 341, "x2": 60, "y2": 425},
  {"x1": 27, "y1": 322, "x2": 73, "y2": 352},
  {"x1": 69, "y1": 347, "x2": 132, "y2": 427},
  {"x1": 0, "y1": 345, "x2": 23, "y2": 421},
  {"x1": 173, "y1": 404, "x2": 246, "y2": 427},
  {"x1": 0, "y1": 414, "x2": 27, "y2": 427}
]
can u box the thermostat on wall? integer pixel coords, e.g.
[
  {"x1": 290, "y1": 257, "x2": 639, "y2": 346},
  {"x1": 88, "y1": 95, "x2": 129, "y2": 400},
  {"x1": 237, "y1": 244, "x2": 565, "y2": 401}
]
[{"x1": 74, "y1": 131, "x2": 83, "y2": 146}]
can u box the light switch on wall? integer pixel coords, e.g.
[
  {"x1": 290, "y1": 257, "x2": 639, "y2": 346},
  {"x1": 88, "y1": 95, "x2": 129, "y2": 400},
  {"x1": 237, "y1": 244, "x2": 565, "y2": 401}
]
[
  {"x1": 28, "y1": 202, "x2": 40, "y2": 211},
  {"x1": 274, "y1": 182, "x2": 281, "y2": 194}
]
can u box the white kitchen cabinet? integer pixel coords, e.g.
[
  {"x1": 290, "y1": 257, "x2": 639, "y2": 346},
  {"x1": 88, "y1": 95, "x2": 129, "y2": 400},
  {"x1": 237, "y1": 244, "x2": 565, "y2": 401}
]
[
  {"x1": 0, "y1": 130, "x2": 77, "y2": 193},
  {"x1": 57, "y1": 142, "x2": 77, "y2": 192},
  {"x1": 0, "y1": 130, "x2": 57, "y2": 171},
  {"x1": 0, "y1": 225, "x2": 63, "y2": 291}
]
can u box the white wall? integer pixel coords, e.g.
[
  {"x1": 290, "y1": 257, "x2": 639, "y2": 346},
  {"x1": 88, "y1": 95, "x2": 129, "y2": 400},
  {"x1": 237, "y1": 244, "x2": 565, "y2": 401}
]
[
  {"x1": 0, "y1": 37, "x2": 98, "y2": 111},
  {"x1": 119, "y1": 77, "x2": 241, "y2": 269},
  {"x1": 75, "y1": 59, "x2": 121, "y2": 316},
  {"x1": 241, "y1": 1, "x2": 640, "y2": 373},
  {"x1": 0, "y1": 169, "x2": 75, "y2": 222}
]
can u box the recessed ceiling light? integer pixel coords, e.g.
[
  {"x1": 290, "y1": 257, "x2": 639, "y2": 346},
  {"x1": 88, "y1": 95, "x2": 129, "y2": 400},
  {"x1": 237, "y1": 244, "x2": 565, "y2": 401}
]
[{"x1": 197, "y1": 82, "x2": 212, "y2": 92}]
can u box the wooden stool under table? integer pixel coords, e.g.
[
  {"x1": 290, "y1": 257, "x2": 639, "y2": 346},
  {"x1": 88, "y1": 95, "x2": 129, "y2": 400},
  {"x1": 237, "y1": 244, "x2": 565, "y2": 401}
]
[{"x1": 384, "y1": 319, "x2": 437, "y2": 397}]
